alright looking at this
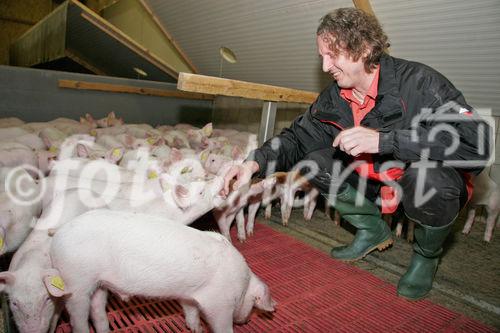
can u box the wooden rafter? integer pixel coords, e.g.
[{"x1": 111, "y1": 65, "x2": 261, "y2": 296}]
[
  {"x1": 72, "y1": 0, "x2": 179, "y2": 79},
  {"x1": 352, "y1": 0, "x2": 375, "y2": 16},
  {"x1": 137, "y1": 0, "x2": 199, "y2": 74}
]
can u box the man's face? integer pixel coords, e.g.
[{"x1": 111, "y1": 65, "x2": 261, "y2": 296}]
[{"x1": 317, "y1": 35, "x2": 367, "y2": 89}]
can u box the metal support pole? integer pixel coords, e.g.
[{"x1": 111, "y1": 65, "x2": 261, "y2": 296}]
[{"x1": 258, "y1": 101, "x2": 277, "y2": 146}]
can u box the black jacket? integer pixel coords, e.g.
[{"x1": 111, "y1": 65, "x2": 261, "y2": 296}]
[{"x1": 249, "y1": 54, "x2": 491, "y2": 179}]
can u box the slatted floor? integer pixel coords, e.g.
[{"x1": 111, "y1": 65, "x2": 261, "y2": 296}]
[{"x1": 55, "y1": 222, "x2": 497, "y2": 332}]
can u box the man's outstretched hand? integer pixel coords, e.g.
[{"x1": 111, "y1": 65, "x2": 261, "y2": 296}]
[{"x1": 222, "y1": 160, "x2": 260, "y2": 196}]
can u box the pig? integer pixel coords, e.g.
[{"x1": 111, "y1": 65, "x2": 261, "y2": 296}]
[
  {"x1": 80, "y1": 113, "x2": 98, "y2": 129},
  {"x1": 0, "y1": 127, "x2": 31, "y2": 141},
  {"x1": 0, "y1": 167, "x2": 42, "y2": 255},
  {"x1": 12, "y1": 133, "x2": 46, "y2": 150},
  {"x1": 157, "y1": 124, "x2": 174, "y2": 132},
  {"x1": 38, "y1": 127, "x2": 68, "y2": 150},
  {"x1": 74, "y1": 142, "x2": 124, "y2": 164},
  {"x1": 0, "y1": 117, "x2": 25, "y2": 128},
  {"x1": 95, "y1": 112, "x2": 123, "y2": 128},
  {"x1": 45, "y1": 209, "x2": 276, "y2": 333},
  {"x1": 0, "y1": 142, "x2": 39, "y2": 177},
  {"x1": 462, "y1": 170, "x2": 500, "y2": 242},
  {"x1": 124, "y1": 124, "x2": 154, "y2": 138},
  {"x1": 163, "y1": 130, "x2": 191, "y2": 149},
  {"x1": 0, "y1": 231, "x2": 63, "y2": 333},
  {"x1": 214, "y1": 177, "x2": 276, "y2": 242},
  {"x1": 0, "y1": 189, "x2": 103, "y2": 333},
  {"x1": 252, "y1": 171, "x2": 318, "y2": 227},
  {"x1": 186, "y1": 123, "x2": 213, "y2": 150},
  {"x1": 43, "y1": 160, "x2": 225, "y2": 225},
  {"x1": 278, "y1": 171, "x2": 319, "y2": 225},
  {"x1": 92, "y1": 126, "x2": 127, "y2": 138}
]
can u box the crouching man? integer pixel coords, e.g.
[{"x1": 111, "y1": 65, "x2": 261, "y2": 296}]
[{"x1": 223, "y1": 8, "x2": 491, "y2": 300}]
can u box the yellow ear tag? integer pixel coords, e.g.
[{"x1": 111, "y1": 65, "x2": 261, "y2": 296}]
[
  {"x1": 51, "y1": 276, "x2": 65, "y2": 291},
  {"x1": 0, "y1": 237, "x2": 4, "y2": 250},
  {"x1": 181, "y1": 166, "x2": 192, "y2": 174},
  {"x1": 90, "y1": 129, "x2": 97, "y2": 136},
  {"x1": 203, "y1": 126, "x2": 212, "y2": 136},
  {"x1": 148, "y1": 170, "x2": 158, "y2": 179},
  {"x1": 112, "y1": 149, "x2": 121, "y2": 158},
  {"x1": 147, "y1": 137, "x2": 157, "y2": 145},
  {"x1": 49, "y1": 146, "x2": 58, "y2": 153},
  {"x1": 200, "y1": 151, "x2": 208, "y2": 162}
]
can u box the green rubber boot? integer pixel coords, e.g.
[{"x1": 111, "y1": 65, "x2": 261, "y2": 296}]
[
  {"x1": 397, "y1": 222, "x2": 453, "y2": 300},
  {"x1": 326, "y1": 184, "x2": 393, "y2": 261}
]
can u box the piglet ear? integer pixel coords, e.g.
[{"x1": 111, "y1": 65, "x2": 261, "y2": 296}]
[
  {"x1": 199, "y1": 149, "x2": 209, "y2": 162},
  {"x1": 105, "y1": 148, "x2": 123, "y2": 163},
  {"x1": 76, "y1": 143, "x2": 89, "y2": 158},
  {"x1": 170, "y1": 148, "x2": 183, "y2": 163},
  {"x1": 42, "y1": 269, "x2": 67, "y2": 298},
  {"x1": 0, "y1": 272, "x2": 16, "y2": 291},
  {"x1": 124, "y1": 134, "x2": 135, "y2": 148},
  {"x1": 172, "y1": 184, "x2": 190, "y2": 209},
  {"x1": 202, "y1": 123, "x2": 213, "y2": 137}
]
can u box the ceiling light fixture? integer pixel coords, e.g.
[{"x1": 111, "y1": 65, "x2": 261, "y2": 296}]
[{"x1": 219, "y1": 46, "x2": 237, "y2": 77}]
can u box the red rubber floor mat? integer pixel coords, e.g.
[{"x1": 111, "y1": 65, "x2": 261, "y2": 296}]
[{"x1": 55, "y1": 222, "x2": 497, "y2": 332}]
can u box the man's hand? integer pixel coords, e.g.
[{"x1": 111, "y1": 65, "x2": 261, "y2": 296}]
[
  {"x1": 222, "y1": 161, "x2": 260, "y2": 197},
  {"x1": 332, "y1": 126, "x2": 380, "y2": 156}
]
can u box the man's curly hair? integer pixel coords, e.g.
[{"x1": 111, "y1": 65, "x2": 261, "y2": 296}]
[{"x1": 317, "y1": 8, "x2": 389, "y2": 72}]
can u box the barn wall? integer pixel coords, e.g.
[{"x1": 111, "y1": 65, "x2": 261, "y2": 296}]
[
  {"x1": 0, "y1": 0, "x2": 55, "y2": 65},
  {"x1": 0, "y1": 65, "x2": 212, "y2": 126},
  {"x1": 212, "y1": 96, "x2": 309, "y2": 135}
]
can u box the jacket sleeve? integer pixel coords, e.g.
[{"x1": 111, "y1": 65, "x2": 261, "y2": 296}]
[
  {"x1": 379, "y1": 69, "x2": 492, "y2": 175},
  {"x1": 246, "y1": 105, "x2": 339, "y2": 178}
]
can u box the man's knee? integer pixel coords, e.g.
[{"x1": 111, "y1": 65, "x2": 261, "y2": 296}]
[{"x1": 399, "y1": 166, "x2": 466, "y2": 226}]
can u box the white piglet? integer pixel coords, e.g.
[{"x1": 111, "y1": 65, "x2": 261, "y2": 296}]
[{"x1": 46, "y1": 210, "x2": 276, "y2": 333}]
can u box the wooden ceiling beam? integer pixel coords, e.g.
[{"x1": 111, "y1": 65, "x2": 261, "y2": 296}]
[
  {"x1": 137, "y1": 0, "x2": 199, "y2": 74},
  {"x1": 352, "y1": 0, "x2": 375, "y2": 16}
]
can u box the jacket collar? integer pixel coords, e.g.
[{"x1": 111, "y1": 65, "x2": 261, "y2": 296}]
[
  {"x1": 377, "y1": 53, "x2": 399, "y2": 96},
  {"x1": 313, "y1": 54, "x2": 403, "y2": 128}
]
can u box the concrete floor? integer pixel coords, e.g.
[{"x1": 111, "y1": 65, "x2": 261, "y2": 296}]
[{"x1": 256, "y1": 201, "x2": 500, "y2": 330}]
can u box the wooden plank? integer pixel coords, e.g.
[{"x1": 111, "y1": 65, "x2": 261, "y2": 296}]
[
  {"x1": 177, "y1": 73, "x2": 318, "y2": 104},
  {"x1": 58, "y1": 79, "x2": 215, "y2": 100},
  {"x1": 352, "y1": 0, "x2": 375, "y2": 16},
  {"x1": 70, "y1": 0, "x2": 179, "y2": 80},
  {"x1": 137, "y1": 0, "x2": 199, "y2": 74}
]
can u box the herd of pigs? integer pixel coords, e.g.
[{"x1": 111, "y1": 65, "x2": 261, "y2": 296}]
[{"x1": 0, "y1": 111, "x2": 498, "y2": 333}]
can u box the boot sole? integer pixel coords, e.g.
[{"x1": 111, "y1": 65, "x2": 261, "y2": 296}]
[
  {"x1": 397, "y1": 292, "x2": 429, "y2": 302},
  {"x1": 340, "y1": 237, "x2": 394, "y2": 262}
]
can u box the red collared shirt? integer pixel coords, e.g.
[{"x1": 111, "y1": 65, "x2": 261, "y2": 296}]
[{"x1": 340, "y1": 66, "x2": 380, "y2": 126}]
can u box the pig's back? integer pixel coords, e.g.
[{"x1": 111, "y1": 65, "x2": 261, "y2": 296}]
[{"x1": 51, "y1": 209, "x2": 249, "y2": 298}]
